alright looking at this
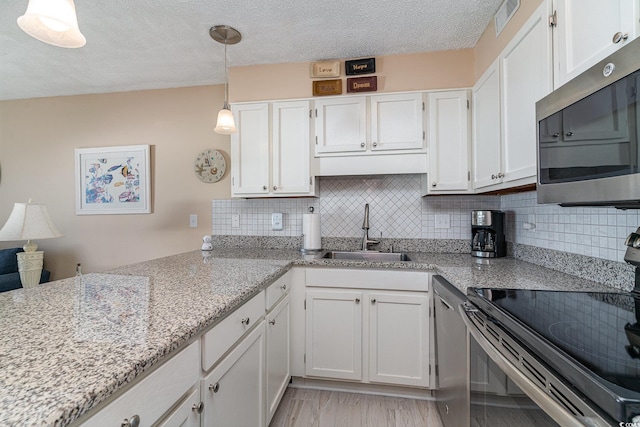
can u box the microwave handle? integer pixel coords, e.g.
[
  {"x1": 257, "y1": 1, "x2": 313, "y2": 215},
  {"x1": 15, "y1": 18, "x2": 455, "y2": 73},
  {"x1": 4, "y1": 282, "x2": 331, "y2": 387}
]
[{"x1": 460, "y1": 305, "x2": 595, "y2": 427}]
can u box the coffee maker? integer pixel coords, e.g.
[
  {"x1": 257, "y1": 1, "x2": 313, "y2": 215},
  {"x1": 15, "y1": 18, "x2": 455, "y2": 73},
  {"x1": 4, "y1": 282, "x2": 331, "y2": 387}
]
[{"x1": 471, "y1": 210, "x2": 506, "y2": 258}]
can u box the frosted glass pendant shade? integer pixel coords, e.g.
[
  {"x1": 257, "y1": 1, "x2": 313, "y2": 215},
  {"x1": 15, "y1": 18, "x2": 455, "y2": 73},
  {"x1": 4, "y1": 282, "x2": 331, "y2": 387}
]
[
  {"x1": 214, "y1": 108, "x2": 237, "y2": 134},
  {"x1": 17, "y1": 0, "x2": 86, "y2": 48}
]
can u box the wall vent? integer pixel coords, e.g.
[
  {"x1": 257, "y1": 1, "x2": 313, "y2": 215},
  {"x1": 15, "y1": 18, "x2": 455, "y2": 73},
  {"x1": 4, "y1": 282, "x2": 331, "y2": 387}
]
[{"x1": 495, "y1": 0, "x2": 520, "y2": 36}]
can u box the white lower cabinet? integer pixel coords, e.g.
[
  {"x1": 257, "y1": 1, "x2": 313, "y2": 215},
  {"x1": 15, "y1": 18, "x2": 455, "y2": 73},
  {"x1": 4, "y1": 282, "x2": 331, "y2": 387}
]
[
  {"x1": 304, "y1": 272, "x2": 431, "y2": 388},
  {"x1": 266, "y1": 296, "x2": 291, "y2": 424},
  {"x1": 202, "y1": 323, "x2": 266, "y2": 427}
]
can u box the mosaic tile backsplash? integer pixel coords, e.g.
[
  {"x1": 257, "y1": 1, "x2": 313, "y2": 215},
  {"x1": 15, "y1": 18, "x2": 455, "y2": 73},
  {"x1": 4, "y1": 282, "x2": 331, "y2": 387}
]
[{"x1": 212, "y1": 174, "x2": 640, "y2": 263}]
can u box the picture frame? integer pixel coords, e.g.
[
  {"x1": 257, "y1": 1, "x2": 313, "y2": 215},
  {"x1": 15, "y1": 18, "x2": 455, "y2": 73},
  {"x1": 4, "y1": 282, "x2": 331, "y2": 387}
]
[{"x1": 75, "y1": 145, "x2": 151, "y2": 215}]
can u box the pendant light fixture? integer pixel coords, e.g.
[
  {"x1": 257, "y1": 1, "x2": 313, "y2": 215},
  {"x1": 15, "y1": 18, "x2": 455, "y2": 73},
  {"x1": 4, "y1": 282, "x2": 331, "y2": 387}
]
[
  {"x1": 210, "y1": 25, "x2": 241, "y2": 135},
  {"x1": 17, "y1": 0, "x2": 86, "y2": 48}
]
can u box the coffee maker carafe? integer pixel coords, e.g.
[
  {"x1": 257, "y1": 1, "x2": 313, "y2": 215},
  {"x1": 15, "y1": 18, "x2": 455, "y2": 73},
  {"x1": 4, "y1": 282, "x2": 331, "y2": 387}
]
[{"x1": 471, "y1": 210, "x2": 506, "y2": 258}]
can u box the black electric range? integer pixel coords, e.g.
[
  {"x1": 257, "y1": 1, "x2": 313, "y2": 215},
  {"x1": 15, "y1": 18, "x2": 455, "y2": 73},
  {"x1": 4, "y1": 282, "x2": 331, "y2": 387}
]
[{"x1": 467, "y1": 286, "x2": 640, "y2": 424}]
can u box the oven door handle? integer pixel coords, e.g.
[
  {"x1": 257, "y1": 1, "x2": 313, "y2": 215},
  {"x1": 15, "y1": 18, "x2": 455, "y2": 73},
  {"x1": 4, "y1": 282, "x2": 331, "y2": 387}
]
[{"x1": 459, "y1": 304, "x2": 605, "y2": 427}]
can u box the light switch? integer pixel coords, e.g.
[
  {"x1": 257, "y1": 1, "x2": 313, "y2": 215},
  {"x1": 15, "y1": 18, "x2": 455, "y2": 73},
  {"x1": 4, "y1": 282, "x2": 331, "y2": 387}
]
[
  {"x1": 272, "y1": 213, "x2": 283, "y2": 231},
  {"x1": 189, "y1": 214, "x2": 198, "y2": 228}
]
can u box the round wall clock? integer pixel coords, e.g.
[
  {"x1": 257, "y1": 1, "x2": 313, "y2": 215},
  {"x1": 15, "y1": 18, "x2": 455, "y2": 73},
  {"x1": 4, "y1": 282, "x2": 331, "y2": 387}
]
[{"x1": 194, "y1": 149, "x2": 226, "y2": 183}]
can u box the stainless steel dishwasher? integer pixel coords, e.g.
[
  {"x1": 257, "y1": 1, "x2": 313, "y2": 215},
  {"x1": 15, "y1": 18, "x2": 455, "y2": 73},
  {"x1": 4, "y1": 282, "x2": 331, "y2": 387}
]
[{"x1": 433, "y1": 275, "x2": 470, "y2": 427}]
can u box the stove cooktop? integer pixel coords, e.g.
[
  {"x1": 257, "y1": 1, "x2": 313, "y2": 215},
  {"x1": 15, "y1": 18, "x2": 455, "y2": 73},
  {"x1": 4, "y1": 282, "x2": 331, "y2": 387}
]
[{"x1": 467, "y1": 287, "x2": 640, "y2": 423}]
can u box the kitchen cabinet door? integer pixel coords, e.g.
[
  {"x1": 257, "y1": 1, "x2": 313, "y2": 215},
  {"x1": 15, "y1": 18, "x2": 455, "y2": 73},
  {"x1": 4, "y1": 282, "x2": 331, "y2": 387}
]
[
  {"x1": 305, "y1": 289, "x2": 363, "y2": 381},
  {"x1": 266, "y1": 296, "x2": 290, "y2": 424},
  {"x1": 501, "y1": 2, "x2": 552, "y2": 183},
  {"x1": 231, "y1": 103, "x2": 270, "y2": 195},
  {"x1": 156, "y1": 388, "x2": 201, "y2": 427},
  {"x1": 368, "y1": 292, "x2": 430, "y2": 387},
  {"x1": 315, "y1": 97, "x2": 367, "y2": 154},
  {"x1": 427, "y1": 90, "x2": 470, "y2": 192},
  {"x1": 202, "y1": 323, "x2": 266, "y2": 427},
  {"x1": 370, "y1": 93, "x2": 424, "y2": 151},
  {"x1": 553, "y1": 0, "x2": 638, "y2": 88},
  {"x1": 472, "y1": 59, "x2": 502, "y2": 190},
  {"x1": 272, "y1": 100, "x2": 314, "y2": 194}
]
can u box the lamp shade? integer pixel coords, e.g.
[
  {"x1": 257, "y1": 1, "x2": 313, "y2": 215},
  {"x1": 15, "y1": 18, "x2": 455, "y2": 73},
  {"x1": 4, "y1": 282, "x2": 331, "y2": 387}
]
[
  {"x1": 17, "y1": 0, "x2": 86, "y2": 48},
  {"x1": 0, "y1": 202, "x2": 64, "y2": 242},
  {"x1": 214, "y1": 108, "x2": 237, "y2": 134}
]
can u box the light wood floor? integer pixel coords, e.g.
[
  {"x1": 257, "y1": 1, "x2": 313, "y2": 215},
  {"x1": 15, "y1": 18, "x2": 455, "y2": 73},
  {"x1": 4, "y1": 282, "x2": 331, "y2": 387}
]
[{"x1": 269, "y1": 387, "x2": 444, "y2": 427}]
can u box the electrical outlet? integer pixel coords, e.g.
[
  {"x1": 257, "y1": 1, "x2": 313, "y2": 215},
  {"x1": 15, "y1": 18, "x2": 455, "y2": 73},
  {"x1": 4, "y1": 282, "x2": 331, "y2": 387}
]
[
  {"x1": 435, "y1": 214, "x2": 451, "y2": 229},
  {"x1": 232, "y1": 214, "x2": 240, "y2": 228},
  {"x1": 272, "y1": 213, "x2": 283, "y2": 231},
  {"x1": 189, "y1": 214, "x2": 198, "y2": 228}
]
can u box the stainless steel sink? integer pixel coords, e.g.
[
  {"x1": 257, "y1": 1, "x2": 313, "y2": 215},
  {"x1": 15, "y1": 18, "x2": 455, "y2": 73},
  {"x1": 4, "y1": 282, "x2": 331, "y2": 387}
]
[{"x1": 321, "y1": 251, "x2": 412, "y2": 262}]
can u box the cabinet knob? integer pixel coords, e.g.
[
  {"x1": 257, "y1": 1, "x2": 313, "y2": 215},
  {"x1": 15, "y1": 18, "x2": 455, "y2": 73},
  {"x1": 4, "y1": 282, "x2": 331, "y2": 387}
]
[
  {"x1": 372, "y1": 142, "x2": 377, "y2": 147},
  {"x1": 371, "y1": 298, "x2": 376, "y2": 304},
  {"x1": 241, "y1": 317, "x2": 250, "y2": 326},
  {"x1": 552, "y1": 132, "x2": 560, "y2": 138},
  {"x1": 280, "y1": 284, "x2": 287, "y2": 291},
  {"x1": 273, "y1": 186, "x2": 278, "y2": 191},
  {"x1": 491, "y1": 174, "x2": 497, "y2": 180},
  {"x1": 612, "y1": 32, "x2": 629, "y2": 44},
  {"x1": 209, "y1": 382, "x2": 220, "y2": 393},
  {"x1": 431, "y1": 182, "x2": 437, "y2": 187},
  {"x1": 497, "y1": 172, "x2": 504, "y2": 178},
  {"x1": 192, "y1": 401, "x2": 204, "y2": 414},
  {"x1": 565, "y1": 131, "x2": 573, "y2": 137},
  {"x1": 360, "y1": 142, "x2": 365, "y2": 147},
  {"x1": 355, "y1": 298, "x2": 360, "y2": 304},
  {"x1": 269, "y1": 319, "x2": 276, "y2": 325},
  {"x1": 263, "y1": 185, "x2": 267, "y2": 190},
  {"x1": 121, "y1": 415, "x2": 140, "y2": 427}
]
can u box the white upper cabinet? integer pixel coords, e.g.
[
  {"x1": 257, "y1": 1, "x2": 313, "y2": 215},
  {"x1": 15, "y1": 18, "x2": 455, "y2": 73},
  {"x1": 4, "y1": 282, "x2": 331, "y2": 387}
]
[
  {"x1": 315, "y1": 97, "x2": 367, "y2": 154},
  {"x1": 231, "y1": 103, "x2": 270, "y2": 196},
  {"x1": 370, "y1": 93, "x2": 424, "y2": 151},
  {"x1": 231, "y1": 100, "x2": 316, "y2": 198},
  {"x1": 472, "y1": 59, "x2": 502, "y2": 191},
  {"x1": 552, "y1": 0, "x2": 639, "y2": 88},
  {"x1": 501, "y1": 1, "x2": 553, "y2": 184},
  {"x1": 426, "y1": 90, "x2": 470, "y2": 193}
]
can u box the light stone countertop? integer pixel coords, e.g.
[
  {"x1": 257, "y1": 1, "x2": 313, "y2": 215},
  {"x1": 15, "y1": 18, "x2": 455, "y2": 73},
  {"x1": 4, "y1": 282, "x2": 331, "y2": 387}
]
[{"x1": 0, "y1": 248, "x2": 623, "y2": 427}]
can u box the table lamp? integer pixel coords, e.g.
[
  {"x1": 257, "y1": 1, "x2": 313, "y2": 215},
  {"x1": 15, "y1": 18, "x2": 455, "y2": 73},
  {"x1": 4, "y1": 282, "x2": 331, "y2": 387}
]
[{"x1": 0, "y1": 200, "x2": 64, "y2": 288}]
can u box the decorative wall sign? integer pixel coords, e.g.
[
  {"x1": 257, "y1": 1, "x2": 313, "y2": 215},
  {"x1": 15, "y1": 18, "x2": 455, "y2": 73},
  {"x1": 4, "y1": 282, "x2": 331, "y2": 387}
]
[
  {"x1": 347, "y1": 76, "x2": 378, "y2": 93},
  {"x1": 312, "y1": 79, "x2": 342, "y2": 96},
  {"x1": 310, "y1": 61, "x2": 340, "y2": 78},
  {"x1": 75, "y1": 145, "x2": 151, "y2": 215},
  {"x1": 345, "y1": 57, "x2": 376, "y2": 75}
]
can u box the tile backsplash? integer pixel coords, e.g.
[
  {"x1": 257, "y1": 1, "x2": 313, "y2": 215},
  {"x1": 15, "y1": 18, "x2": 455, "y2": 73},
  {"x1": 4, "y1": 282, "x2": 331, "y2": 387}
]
[{"x1": 212, "y1": 174, "x2": 640, "y2": 263}]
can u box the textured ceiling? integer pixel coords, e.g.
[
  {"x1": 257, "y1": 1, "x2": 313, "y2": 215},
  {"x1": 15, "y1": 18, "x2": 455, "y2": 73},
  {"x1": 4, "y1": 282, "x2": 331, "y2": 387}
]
[{"x1": 0, "y1": 0, "x2": 503, "y2": 101}]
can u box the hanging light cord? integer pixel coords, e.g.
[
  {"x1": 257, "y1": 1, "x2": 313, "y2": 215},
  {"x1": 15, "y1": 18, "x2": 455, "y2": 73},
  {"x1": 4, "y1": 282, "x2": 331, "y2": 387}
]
[{"x1": 223, "y1": 38, "x2": 230, "y2": 110}]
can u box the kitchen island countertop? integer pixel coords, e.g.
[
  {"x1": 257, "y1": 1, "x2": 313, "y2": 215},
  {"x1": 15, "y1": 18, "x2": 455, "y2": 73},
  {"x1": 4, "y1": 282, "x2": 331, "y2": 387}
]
[{"x1": 0, "y1": 248, "x2": 621, "y2": 426}]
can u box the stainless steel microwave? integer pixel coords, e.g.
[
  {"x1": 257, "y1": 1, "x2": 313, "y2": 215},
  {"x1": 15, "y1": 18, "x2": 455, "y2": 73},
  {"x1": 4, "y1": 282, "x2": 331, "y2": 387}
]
[{"x1": 536, "y1": 37, "x2": 640, "y2": 208}]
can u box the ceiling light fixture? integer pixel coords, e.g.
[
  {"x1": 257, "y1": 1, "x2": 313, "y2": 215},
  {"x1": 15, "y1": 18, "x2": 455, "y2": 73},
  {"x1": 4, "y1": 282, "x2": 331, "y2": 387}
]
[
  {"x1": 17, "y1": 0, "x2": 86, "y2": 48},
  {"x1": 210, "y1": 25, "x2": 241, "y2": 135}
]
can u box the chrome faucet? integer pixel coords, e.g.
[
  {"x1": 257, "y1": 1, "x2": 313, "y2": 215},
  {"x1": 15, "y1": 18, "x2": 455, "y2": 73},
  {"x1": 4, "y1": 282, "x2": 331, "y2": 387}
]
[{"x1": 361, "y1": 203, "x2": 380, "y2": 251}]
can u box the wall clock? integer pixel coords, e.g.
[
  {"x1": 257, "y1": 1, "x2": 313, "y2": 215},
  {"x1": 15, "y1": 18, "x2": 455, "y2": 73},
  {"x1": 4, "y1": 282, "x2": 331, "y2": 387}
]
[{"x1": 194, "y1": 149, "x2": 226, "y2": 183}]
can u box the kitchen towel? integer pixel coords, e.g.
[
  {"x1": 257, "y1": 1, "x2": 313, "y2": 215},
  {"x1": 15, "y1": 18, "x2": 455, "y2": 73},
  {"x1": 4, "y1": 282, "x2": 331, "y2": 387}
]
[{"x1": 302, "y1": 213, "x2": 321, "y2": 250}]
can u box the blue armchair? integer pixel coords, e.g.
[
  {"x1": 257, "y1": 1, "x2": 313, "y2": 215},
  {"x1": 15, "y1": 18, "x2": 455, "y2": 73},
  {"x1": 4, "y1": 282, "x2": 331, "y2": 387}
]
[{"x1": 0, "y1": 248, "x2": 51, "y2": 293}]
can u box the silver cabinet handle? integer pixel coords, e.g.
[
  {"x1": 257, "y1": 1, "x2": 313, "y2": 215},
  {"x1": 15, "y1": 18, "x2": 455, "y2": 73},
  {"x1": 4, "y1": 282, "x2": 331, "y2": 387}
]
[
  {"x1": 552, "y1": 132, "x2": 560, "y2": 137},
  {"x1": 371, "y1": 298, "x2": 376, "y2": 304},
  {"x1": 355, "y1": 298, "x2": 360, "y2": 304},
  {"x1": 262, "y1": 185, "x2": 267, "y2": 190},
  {"x1": 241, "y1": 317, "x2": 250, "y2": 325},
  {"x1": 280, "y1": 284, "x2": 287, "y2": 291},
  {"x1": 372, "y1": 142, "x2": 377, "y2": 147},
  {"x1": 121, "y1": 415, "x2": 140, "y2": 427},
  {"x1": 491, "y1": 174, "x2": 497, "y2": 180},
  {"x1": 273, "y1": 186, "x2": 277, "y2": 191},
  {"x1": 431, "y1": 182, "x2": 436, "y2": 187},
  {"x1": 360, "y1": 142, "x2": 365, "y2": 147},
  {"x1": 497, "y1": 172, "x2": 504, "y2": 178},
  {"x1": 613, "y1": 31, "x2": 629, "y2": 44},
  {"x1": 209, "y1": 382, "x2": 220, "y2": 393},
  {"x1": 269, "y1": 319, "x2": 276, "y2": 325},
  {"x1": 192, "y1": 402, "x2": 204, "y2": 414},
  {"x1": 565, "y1": 131, "x2": 573, "y2": 137}
]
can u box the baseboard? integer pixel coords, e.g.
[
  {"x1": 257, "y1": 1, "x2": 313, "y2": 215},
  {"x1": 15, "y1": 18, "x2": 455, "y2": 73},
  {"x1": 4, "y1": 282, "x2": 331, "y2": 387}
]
[{"x1": 288, "y1": 376, "x2": 436, "y2": 401}]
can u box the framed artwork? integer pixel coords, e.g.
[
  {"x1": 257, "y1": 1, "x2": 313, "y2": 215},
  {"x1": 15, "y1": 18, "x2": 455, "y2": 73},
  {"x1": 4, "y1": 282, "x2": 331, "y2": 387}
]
[{"x1": 75, "y1": 145, "x2": 151, "y2": 215}]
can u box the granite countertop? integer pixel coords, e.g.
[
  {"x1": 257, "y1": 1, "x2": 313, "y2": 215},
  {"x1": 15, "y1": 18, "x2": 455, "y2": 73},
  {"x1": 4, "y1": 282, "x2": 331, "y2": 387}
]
[{"x1": 0, "y1": 248, "x2": 622, "y2": 426}]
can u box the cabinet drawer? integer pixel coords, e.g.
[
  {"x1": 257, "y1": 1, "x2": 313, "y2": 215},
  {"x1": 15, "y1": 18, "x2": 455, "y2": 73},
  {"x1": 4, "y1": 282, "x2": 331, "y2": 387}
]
[
  {"x1": 266, "y1": 273, "x2": 290, "y2": 311},
  {"x1": 202, "y1": 291, "x2": 265, "y2": 372},
  {"x1": 81, "y1": 341, "x2": 200, "y2": 426},
  {"x1": 306, "y1": 268, "x2": 429, "y2": 292}
]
